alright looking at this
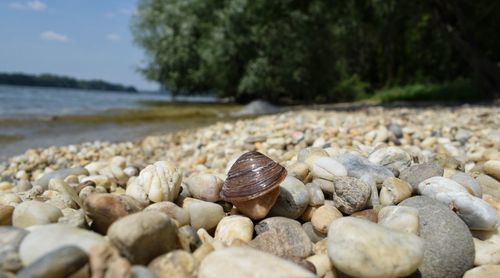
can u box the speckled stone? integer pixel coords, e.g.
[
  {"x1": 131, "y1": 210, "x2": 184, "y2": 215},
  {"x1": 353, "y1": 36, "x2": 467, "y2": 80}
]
[
  {"x1": 400, "y1": 196, "x2": 475, "y2": 278},
  {"x1": 399, "y1": 162, "x2": 444, "y2": 192}
]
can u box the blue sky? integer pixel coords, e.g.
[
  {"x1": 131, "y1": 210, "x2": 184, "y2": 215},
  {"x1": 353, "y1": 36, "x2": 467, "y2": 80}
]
[{"x1": 0, "y1": 0, "x2": 158, "y2": 90}]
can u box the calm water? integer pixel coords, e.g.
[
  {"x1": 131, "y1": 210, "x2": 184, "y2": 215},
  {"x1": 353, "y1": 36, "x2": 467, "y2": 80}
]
[
  {"x1": 0, "y1": 85, "x2": 221, "y2": 161},
  {"x1": 0, "y1": 85, "x2": 214, "y2": 118}
]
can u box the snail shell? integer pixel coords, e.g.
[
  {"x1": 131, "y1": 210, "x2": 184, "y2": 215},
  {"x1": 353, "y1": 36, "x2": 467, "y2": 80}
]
[{"x1": 221, "y1": 151, "x2": 287, "y2": 202}]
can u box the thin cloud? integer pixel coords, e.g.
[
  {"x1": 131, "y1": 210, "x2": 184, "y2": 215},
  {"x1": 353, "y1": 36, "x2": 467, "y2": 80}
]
[
  {"x1": 40, "y1": 31, "x2": 69, "y2": 43},
  {"x1": 106, "y1": 33, "x2": 121, "y2": 42},
  {"x1": 9, "y1": 0, "x2": 46, "y2": 11}
]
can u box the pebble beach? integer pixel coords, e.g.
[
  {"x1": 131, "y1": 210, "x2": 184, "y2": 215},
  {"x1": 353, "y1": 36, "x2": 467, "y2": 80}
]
[{"x1": 1, "y1": 104, "x2": 500, "y2": 278}]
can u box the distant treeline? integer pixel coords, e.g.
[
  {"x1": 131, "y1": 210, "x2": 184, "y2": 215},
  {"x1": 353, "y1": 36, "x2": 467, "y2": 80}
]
[{"x1": 0, "y1": 73, "x2": 137, "y2": 92}]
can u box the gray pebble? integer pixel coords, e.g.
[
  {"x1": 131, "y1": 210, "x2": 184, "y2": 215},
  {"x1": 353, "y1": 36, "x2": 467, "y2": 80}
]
[
  {"x1": 399, "y1": 161, "x2": 444, "y2": 192},
  {"x1": 333, "y1": 153, "x2": 393, "y2": 184},
  {"x1": 331, "y1": 176, "x2": 371, "y2": 214},
  {"x1": 17, "y1": 246, "x2": 88, "y2": 278}
]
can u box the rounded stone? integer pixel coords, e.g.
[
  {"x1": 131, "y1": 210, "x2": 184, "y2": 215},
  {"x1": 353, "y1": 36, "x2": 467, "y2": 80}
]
[
  {"x1": 331, "y1": 176, "x2": 371, "y2": 214},
  {"x1": 250, "y1": 217, "x2": 313, "y2": 259},
  {"x1": 368, "y1": 146, "x2": 411, "y2": 175},
  {"x1": 269, "y1": 176, "x2": 310, "y2": 219},
  {"x1": 333, "y1": 153, "x2": 394, "y2": 184},
  {"x1": 399, "y1": 161, "x2": 444, "y2": 192},
  {"x1": 17, "y1": 246, "x2": 88, "y2": 278},
  {"x1": 305, "y1": 183, "x2": 325, "y2": 206},
  {"x1": 19, "y1": 224, "x2": 106, "y2": 266},
  {"x1": 148, "y1": 250, "x2": 196, "y2": 278},
  {"x1": 83, "y1": 193, "x2": 143, "y2": 234},
  {"x1": 185, "y1": 173, "x2": 223, "y2": 202},
  {"x1": 198, "y1": 247, "x2": 315, "y2": 278},
  {"x1": 214, "y1": 215, "x2": 254, "y2": 246},
  {"x1": 12, "y1": 201, "x2": 63, "y2": 228},
  {"x1": 35, "y1": 167, "x2": 89, "y2": 189},
  {"x1": 400, "y1": 196, "x2": 475, "y2": 278},
  {"x1": 144, "y1": 201, "x2": 190, "y2": 227},
  {"x1": 378, "y1": 206, "x2": 419, "y2": 235},
  {"x1": 0, "y1": 205, "x2": 14, "y2": 225},
  {"x1": 311, "y1": 205, "x2": 342, "y2": 234},
  {"x1": 484, "y1": 160, "x2": 500, "y2": 180},
  {"x1": 131, "y1": 265, "x2": 155, "y2": 278},
  {"x1": 472, "y1": 227, "x2": 500, "y2": 265},
  {"x1": 463, "y1": 265, "x2": 500, "y2": 278},
  {"x1": 379, "y1": 177, "x2": 412, "y2": 205},
  {"x1": 107, "y1": 211, "x2": 178, "y2": 265},
  {"x1": 302, "y1": 222, "x2": 326, "y2": 243},
  {"x1": 185, "y1": 200, "x2": 224, "y2": 231},
  {"x1": 307, "y1": 157, "x2": 347, "y2": 180},
  {"x1": 177, "y1": 225, "x2": 202, "y2": 252},
  {"x1": 327, "y1": 217, "x2": 424, "y2": 278},
  {"x1": 450, "y1": 171, "x2": 482, "y2": 197}
]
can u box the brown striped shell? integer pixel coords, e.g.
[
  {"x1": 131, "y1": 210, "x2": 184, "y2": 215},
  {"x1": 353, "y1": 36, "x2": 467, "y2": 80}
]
[{"x1": 221, "y1": 151, "x2": 287, "y2": 202}]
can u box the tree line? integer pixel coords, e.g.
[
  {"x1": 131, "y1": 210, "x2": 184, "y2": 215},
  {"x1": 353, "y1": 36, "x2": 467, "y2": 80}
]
[
  {"x1": 0, "y1": 73, "x2": 137, "y2": 93},
  {"x1": 132, "y1": 0, "x2": 500, "y2": 103}
]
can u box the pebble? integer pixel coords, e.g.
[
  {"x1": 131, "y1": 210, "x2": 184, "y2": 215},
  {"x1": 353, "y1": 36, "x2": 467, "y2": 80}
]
[
  {"x1": 17, "y1": 246, "x2": 88, "y2": 278},
  {"x1": 330, "y1": 176, "x2": 371, "y2": 214},
  {"x1": 184, "y1": 199, "x2": 224, "y2": 230},
  {"x1": 19, "y1": 224, "x2": 106, "y2": 266},
  {"x1": 0, "y1": 193, "x2": 21, "y2": 207},
  {"x1": 476, "y1": 173, "x2": 500, "y2": 197},
  {"x1": 299, "y1": 205, "x2": 318, "y2": 222},
  {"x1": 351, "y1": 209, "x2": 378, "y2": 223},
  {"x1": 333, "y1": 153, "x2": 394, "y2": 184},
  {"x1": 450, "y1": 171, "x2": 482, "y2": 197},
  {"x1": 305, "y1": 182, "x2": 325, "y2": 206},
  {"x1": 12, "y1": 201, "x2": 62, "y2": 228},
  {"x1": 302, "y1": 222, "x2": 326, "y2": 243},
  {"x1": 58, "y1": 208, "x2": 87, "y2": 228},
  {"x1": 198, "y1": 247, "x2": 315, "y2": 278},
  {"x1": 0, "y1": 227, "x2": 28, "y2": 272},
  {"x1": 250, "y1": 217, "x2": 312, "y2": 258},
  {"x1": 379, "y1": 177, "x2": 412, "y2": 205},
  {"x1": 107, "y1": 211, "x2": 178, "y2": 264},
  {"x1": 378, "y1": 206, "x2": 419, "y2": 234},
  {"x1": 89, "y1": 243, "x2": 131, "y2": 278},
  {"x1": 83, "y1": 193, "x2": 143, "y2": 234},
  {"x1": 327, "y1": 217, "x2": 424, "y2": 278},
  {"x1": 287, "y1": 162, "x2": 310, "y2": 182},
  {"x1": 148, "y1": 250, "x2": 196, "y2": 278},
  {"x1": 144, "y1": 201, "x2": 190, "y2": 227},
  {"x1": 298, "y1": 147, "x2": 328, "y2": 163},
  {"x1": 35, "y1": 167, "x2": 89, "y2": 189},
  {"x1": 0, "y1": 205, "x2": 14, "y2": 225},
  {"x1": 484, "y1": 160, "x2": 500, "y2": 180},
  {"x1": 305, "y1": 254, "x2": 332, "y2": 277},
  {"x1": 400, "y1": 196, "x2": 475, "y2": 278},
  {"x1": 463, "y1": 265, "x2": 500, "y2": 278},
  {"x1": 368, "y1": 146, "x2": 411, "y2": 175},
  {"x1": 214, "y1": 215, "x2": 253, "y2": 246},
  {"x1": 269, "y1": 176, "x2": 310, "y2": 219},
  {"x1": 307, "y1": 156, "x2": 347, "y2": 180},
  {"x1": 177, "y1": 225, "x2": 202, "y2": 252},
  {"x1": 311, "y1": 205, "x2": 342, "y2": 234},
  {"x1": 418, "y1": 176, "x2": 498, "y2": 230},
  {"x1": 472, "y1": 227, "x2": 500, "y2": 265},
  {"x1": 399, "y1": 161, "x2": 444, "y2": 192},
  {"x1": 185, "y1": 173, "x2": 223, "y2": 202}
]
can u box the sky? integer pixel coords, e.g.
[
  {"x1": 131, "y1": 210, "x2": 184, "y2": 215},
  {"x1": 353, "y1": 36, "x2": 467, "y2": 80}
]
[{"x1": 0, "y1": 0, "x2": 158, "y2": 90}]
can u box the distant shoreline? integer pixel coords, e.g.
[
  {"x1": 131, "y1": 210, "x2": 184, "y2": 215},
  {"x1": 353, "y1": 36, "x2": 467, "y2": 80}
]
[{"x1": 0, "y1": 72, "x2": 138, "y2": 93}]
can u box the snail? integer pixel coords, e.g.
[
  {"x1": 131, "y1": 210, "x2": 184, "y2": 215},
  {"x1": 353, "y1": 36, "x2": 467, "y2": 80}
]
[{"x1": 221, "y1": 151, "x2": 287, "y2": 220}]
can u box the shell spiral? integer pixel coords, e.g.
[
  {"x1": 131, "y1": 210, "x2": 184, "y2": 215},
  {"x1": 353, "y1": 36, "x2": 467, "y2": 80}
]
[{"x1": 221, "y1": 151, "x2": 287, "y2": 202}]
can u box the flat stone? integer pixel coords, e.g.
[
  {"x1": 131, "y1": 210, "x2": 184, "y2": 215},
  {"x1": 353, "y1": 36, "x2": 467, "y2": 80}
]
[
  {"x1": 84, "y1": 193, "x2": 143, "y2": 234},
  {"x1": 269, "y1": 176, "x2": 310, "y2": 219},
  {"x1": 35, "y1": 167, "x2": 89, "y2": 189},
  {"x1": 250, "y1": 217, "x2": 312, "y2": 259},
  {"x1": 331, "y1": 176, "x2": 371, "y2": 214},
  {"x1": 333, "y1": 153, "x2": 394, "y2": 184},
  {"x1": 327, "y1": 217, "x2": 423, "y2": 278},
  {"x1": 107, "y1": 211, "x2": 178, "y2": 265},
  {"x1": 12, "y1": 201, "x2": 63, "y2": 228},
  {"x1": 198, "y1": 247, "x2": 315, "y2": 278},
  {"x1": 399, "y1": 161, "x2": 444, "y2": 192},
  {"x1": 19, "y1": 224, "x2": 106, "y2": 266},
  {"x1": 17, "y1": 246, "x2": 88, "y2": 278},
  {"x1": 400, "y1": 196, "x2": 475, "y2": 278}
]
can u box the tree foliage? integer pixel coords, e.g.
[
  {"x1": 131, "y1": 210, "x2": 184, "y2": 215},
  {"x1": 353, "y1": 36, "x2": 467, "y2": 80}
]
[{"x1": 132, "y1": 0, "x2": 500, "y2": 103}]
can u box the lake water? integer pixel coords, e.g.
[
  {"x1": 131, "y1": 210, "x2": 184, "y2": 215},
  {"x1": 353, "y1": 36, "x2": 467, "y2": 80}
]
[{"x1": 0, "y1": 85, "x2": 230, "y2": 161}]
